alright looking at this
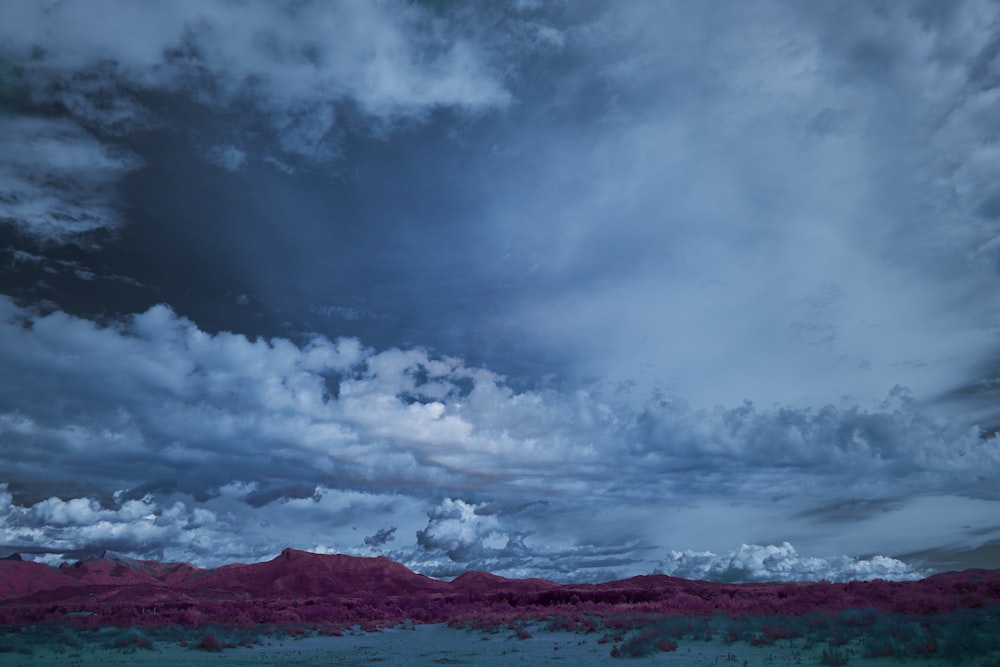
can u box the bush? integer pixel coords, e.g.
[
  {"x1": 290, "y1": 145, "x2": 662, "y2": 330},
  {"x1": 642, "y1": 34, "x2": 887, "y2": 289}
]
[{"x1": 195, "y1": 633, "x2": 221, "y2": 652}]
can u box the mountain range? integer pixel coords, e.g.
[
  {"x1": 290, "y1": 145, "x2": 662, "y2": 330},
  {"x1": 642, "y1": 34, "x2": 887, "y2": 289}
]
[{"x1": 1, "y1": 549, "x2": 998, "y2": 628}]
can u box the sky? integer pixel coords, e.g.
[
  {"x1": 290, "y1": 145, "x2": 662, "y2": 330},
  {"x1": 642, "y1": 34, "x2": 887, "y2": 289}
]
[{"x1": 1, "y1": 0, "x2": 1000, "y2": 583}]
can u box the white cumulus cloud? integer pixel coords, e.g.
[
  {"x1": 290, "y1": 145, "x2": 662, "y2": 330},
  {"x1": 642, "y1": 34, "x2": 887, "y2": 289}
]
[{"x1": 655, "y1": 542, "x2": 924, "y2": 583}]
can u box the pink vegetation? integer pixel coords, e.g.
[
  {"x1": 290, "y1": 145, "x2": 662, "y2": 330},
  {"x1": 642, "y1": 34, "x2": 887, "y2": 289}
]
[{"x1": 0, "y1": 548, "x2": 998, "y2": 629}]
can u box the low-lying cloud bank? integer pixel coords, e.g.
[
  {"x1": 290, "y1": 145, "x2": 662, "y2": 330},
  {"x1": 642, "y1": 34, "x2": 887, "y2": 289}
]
[
  {"x1": 656, "y1": 543, "x2": 924, "y2": 583},
  {"x1": 1, "y1": 486, "x2": 927, "y2": 583},
  {"x1": 0, "y1": 298, "x2": 995, "y2": 580}
]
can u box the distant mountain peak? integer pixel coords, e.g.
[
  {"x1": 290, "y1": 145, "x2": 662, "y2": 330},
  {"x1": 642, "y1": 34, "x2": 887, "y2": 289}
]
[
  {"x1": 73, "y1": 549, "x2": 157, "y2": 572},
  {"x1": 451, "y1": 570, "x2": 508, "y2": 584},
  {"x1": 279, "y1": 547, "x2": 306, "y2": 560}
]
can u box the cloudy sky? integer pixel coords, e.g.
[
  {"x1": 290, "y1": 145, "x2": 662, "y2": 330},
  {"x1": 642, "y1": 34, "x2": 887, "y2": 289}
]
[{"x1": 2, "y1": 0, "x2": 1000, "y2": 583}]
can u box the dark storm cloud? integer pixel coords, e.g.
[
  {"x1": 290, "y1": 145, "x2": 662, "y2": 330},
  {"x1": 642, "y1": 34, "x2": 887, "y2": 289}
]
[
  {"x1": 364, "y1": 527, "x2": 397, "y2": 548},
  {"x1": 793, "y1": 498, "x2": 903, "y2": 525},
  {"x1": 0, "y1": 0, "x2": 517, "y2": 248},
  {"x1": 0, "y1": 0, "x2": 566, "y2": 379},
  {"x1": 5, "y1": 1, "x2": 1000, "y2": 403}
]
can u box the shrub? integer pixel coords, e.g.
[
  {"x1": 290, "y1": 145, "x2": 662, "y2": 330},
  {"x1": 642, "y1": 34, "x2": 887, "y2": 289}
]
[
  {"x1": 655, "y1": 639, "x2": 678, "y2": 652},
  {"x1": 195, "y1": 634, "x2": 221, "y2": 652}
]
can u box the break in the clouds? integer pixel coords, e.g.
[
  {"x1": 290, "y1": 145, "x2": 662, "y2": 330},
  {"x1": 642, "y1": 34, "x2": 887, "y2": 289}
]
[{"x1": 2, "y1": 0, "x2": 1000, "y2": 580}]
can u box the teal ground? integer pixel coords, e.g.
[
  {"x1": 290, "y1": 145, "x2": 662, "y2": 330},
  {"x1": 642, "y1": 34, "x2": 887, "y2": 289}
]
[{"x1": 1, "y1": 621, "x2": 999, "y2": 667}]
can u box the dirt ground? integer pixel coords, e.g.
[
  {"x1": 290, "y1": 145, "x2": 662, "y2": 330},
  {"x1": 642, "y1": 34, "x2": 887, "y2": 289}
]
[{"x1": 1, "y1": 623, "x2": 997, "y2": 667}]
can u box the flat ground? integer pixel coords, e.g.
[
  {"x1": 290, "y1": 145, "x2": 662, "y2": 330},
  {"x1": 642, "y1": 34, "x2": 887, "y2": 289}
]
[{"x1": 0, "y1": 623, "x2": 997, "y2": 666}]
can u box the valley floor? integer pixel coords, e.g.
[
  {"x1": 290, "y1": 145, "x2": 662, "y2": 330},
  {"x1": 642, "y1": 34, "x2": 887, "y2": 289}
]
[{"x1": 1, "y1": 623, "x2": 998, "y2": 667}]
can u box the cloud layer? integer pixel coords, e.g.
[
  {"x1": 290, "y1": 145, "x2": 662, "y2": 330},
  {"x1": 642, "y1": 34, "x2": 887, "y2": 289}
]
[
  {"x1": 470, "y1": 0, "x2": 1000, "y2": 408},
  {"x1": 0, "y1": 298, "x2": 997, "y2": 579}
]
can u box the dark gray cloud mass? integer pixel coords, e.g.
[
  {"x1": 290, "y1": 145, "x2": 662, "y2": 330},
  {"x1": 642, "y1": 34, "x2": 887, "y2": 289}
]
[{"x1": 1, "y1": 0, "x2": 1000, "y2": 581}]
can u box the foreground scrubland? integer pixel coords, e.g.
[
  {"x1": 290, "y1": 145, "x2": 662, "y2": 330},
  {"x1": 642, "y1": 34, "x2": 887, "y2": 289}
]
[{"x1": 2, "y1": 549, "x2": 999, "y2": 664}]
